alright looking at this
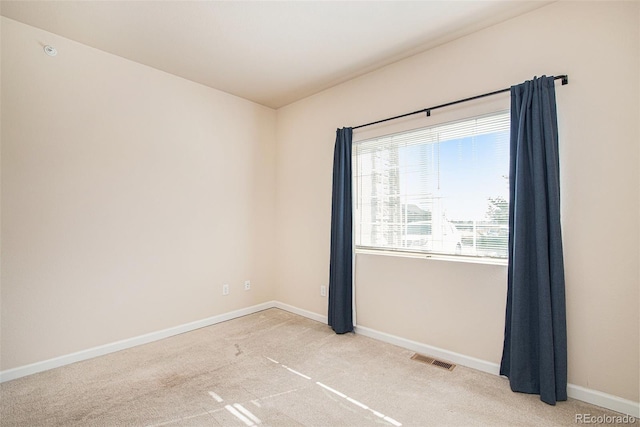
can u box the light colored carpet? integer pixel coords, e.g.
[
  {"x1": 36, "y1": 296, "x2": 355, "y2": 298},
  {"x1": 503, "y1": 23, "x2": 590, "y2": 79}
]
[{"x1": 0, "y1": 308, "x2": 634, "y2": 426}]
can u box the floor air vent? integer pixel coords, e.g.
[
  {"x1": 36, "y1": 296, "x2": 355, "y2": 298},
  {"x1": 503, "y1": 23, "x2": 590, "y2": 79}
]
[{"x1": 411, "y1": 353, "x2": 456, "y2": 371}]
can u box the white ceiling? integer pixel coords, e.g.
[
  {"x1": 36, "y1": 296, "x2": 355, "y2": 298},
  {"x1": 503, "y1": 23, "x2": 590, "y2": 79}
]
[{"x1": 0, "y1": 1, "x2": 551, "y2": 109}]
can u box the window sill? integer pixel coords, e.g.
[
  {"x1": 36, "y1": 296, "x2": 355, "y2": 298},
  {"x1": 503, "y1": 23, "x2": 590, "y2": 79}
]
[{"x1": 354, "y1": 247, "x2": 508, "y2": 266}]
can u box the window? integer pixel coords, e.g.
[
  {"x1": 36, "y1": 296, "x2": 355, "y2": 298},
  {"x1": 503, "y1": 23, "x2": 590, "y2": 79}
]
[{"x1": 353, "y1": 110, "x2": 510, "y2": 261}]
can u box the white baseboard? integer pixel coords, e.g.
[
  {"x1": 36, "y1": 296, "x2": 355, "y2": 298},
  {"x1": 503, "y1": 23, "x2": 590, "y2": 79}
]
[
  {"x1": 2, "y1": 300, "x2": 638, "y2": 418},
  {"x1": 352, "y1": 324, "x2": 639, "y2": 418},
  {"x1": 567, "y1": 384, "x2": 639, "y2": 418},
  {"x1": 354, "y1": 324, "x2": 501, "y2": 375},
  {"x1": 273, "y1": 301, "x2": 328, "y2": 324},
  {"x1": 274, "y1": 306, "x2": 639, "y2": 418},
  {"x1": 0, "y1": 301, "x2": 276, "y2": 383}
]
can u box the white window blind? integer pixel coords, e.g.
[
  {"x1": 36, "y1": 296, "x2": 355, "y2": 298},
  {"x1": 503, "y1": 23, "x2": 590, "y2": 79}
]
[{"x1": 353, "y1": 110, "x2": 510, "y2": 260}]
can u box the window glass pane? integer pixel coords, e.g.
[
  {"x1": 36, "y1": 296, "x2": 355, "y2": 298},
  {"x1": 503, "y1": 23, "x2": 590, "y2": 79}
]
[{"x1": 353, "y1": 111, "x2": 509, "y2": 260}]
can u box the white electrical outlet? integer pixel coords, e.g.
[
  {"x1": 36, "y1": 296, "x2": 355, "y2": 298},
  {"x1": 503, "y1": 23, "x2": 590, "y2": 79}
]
[
  {"x1": 320, "y1": 285, "x2": 327, "y2": 297},
  {"x1": 244, "y1": 280, "x2": 251, "y2": 291},
  {"x1": 222, "y1": 284, "x2": 229, "y2": 296}
]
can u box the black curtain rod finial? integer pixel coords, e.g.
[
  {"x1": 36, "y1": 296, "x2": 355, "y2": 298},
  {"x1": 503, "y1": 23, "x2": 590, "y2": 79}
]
[{"x1": 561, "y1": 75, "x2": 568, "y2": 85}]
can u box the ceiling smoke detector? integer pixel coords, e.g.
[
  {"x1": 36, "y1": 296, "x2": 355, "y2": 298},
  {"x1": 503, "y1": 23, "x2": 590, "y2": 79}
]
[{"x1": 43, "y1": 45, "x2": 57, "y2": 57}]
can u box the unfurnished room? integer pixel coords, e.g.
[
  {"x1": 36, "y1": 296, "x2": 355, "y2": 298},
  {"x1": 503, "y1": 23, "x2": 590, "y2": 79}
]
[{"x1": 0, "y1": 1, "x2": 639, "y2": 426}]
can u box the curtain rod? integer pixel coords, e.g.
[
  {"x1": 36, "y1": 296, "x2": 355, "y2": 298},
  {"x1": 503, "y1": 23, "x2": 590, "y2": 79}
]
[{"x1": 352, "y1": 75, "x2": 568, "y2": 130}]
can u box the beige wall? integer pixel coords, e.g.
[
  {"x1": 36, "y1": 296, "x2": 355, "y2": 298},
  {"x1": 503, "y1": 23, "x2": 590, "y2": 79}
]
[
  {"x1": 275, "y1": 1, "x2": 639, "y2": 402},
  {"x1": 0, "y1": 17, "x2": 277, "y2": 370}
]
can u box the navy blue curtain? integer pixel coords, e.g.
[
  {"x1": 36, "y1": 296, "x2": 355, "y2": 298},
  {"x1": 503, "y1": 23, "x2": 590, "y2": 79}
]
[
  {"x1": 328, "y1": 127, "x2": 354, "y2": 334},
  {"x1": 500, "y1": 76, "x2": 567, "y2": 405}
]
